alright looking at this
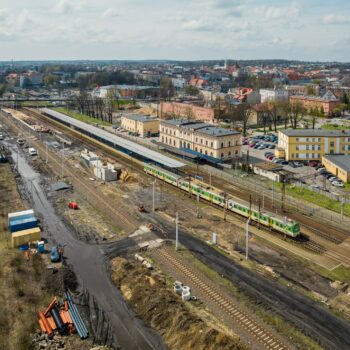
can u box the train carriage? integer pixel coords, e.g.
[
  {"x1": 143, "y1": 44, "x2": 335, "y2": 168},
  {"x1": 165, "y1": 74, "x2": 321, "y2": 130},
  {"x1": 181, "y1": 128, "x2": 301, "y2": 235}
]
[{"x1": 144, "y1": 163, "x2": 300, "y2": 238}]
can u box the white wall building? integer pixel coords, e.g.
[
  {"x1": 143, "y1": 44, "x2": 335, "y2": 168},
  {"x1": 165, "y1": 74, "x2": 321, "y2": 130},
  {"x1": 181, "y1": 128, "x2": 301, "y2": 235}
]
[{"x1": 260, "y1": 89, "x2": 289, "y2": 103}]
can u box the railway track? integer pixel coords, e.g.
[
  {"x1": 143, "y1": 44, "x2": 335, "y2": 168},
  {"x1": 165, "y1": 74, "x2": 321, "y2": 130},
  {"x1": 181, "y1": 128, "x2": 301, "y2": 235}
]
[
  {"x1": 301, "y1": 225, "x2": 344, "y2": 245},
  {"x1": 16, "y1": 109, "x2": 337, "y2": 257},
  {"x1": 1, "y1": 113, "x2": 139, "y2": 233},
  {"x1": 152, "y1": 247, "x2": 289, "y2": 350}
]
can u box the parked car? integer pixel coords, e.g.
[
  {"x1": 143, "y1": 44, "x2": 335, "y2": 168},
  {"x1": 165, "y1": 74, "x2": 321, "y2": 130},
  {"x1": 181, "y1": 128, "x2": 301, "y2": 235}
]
[
  {"x1": 267, "y1": 155, "x2": 275, "y2": 160},
  {"x1": 264, "y1": 151, "x2": 272, "y2": 156},
  {"x1": 17, "y1": 138, "x2": 25, "y2": 146},
  {"x1": 294, "y1": 161, "x2": 303, "y2": 167},
  {"x1": 317, "y1": 167, "x2": 326, "y2": 172},
  {"x1": 257, "y1": 145, "x2": 266, "y2": 150},
  {"x1": 0, "y1": 134, "x2": 3, "y2": 140},
  {"x1": 268, "y1": 144, "x2": 276, "y2": 149},
  {"x1": 289, "y1": 162, "x2": 297, "y2": 168},
  {"x1": 309, "y1": 161, "x2": 318, "y2": 167},
  {"x1": 332, "y1": 181, "x2": 344, "y2": 188},
  {"x1": 329, "y1": 176, "x2": 338, "y2": 182},
  {"x1": 311, "y1": 184, "x2": 321, "y2": 190},
  {"x1": 281, "y1": 160, "x2": 289, "y2": 165},
  {"x1": 28, "y1": 148, "x2": 37, "y2": 156},
  {"x1": 326, "y1": 174, "x2": 334, "y2": 179}
]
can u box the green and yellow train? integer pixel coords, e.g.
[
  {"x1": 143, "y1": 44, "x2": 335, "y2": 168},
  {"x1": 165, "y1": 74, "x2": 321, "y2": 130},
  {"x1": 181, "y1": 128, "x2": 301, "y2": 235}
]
[{"x1": 144, "y1": 163, "x2": 300, "y2": 238}]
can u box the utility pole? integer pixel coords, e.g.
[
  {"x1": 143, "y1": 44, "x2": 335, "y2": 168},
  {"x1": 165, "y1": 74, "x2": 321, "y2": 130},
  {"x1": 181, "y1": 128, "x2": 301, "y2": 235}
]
[
  {"x1": 281, "y1": 177, "x2": 286, "y2": 210},
  {"x1": 152, "y1": 180, "x2": 156, "y2": 212},
  {"x1": 61, "y1": 140, "x2": 64, "y2": 178},
  {"x1": 262, "y1": 192, "x2": 265, "y2": 209},
  {"x1": 16, "y1": 145, "x2": 19, "y2": 173},
  {"x1": 246, "y1": 148, "x2": 250, "y2": 173},
  {"x1": 246, "y1": 217, "x2": 250, "y2": 260},
  {"x1": 175, "y1": 212, "x2": 179, "y2": 251},
  {"x1": 188, "y1": 175, "x2": 192, "y2": 199},
  {"x1": 272, "y1": 180, "x2": 275, "y2": 208},
  {"x1": 223, "y1": 193, "x2": 227, "y2": 221},
  {"x1": 196, "y1": 192, "x2": 200, "y2": 218},
  {"x1": 209, "y1": 171, "x2": 212, "y2": 187},
  {"x1": 45, "y1": 143, "x2": 48, "y2": 164},
  {"x1": 258, "y1": 198, "x2": 261, "y2": 229}
]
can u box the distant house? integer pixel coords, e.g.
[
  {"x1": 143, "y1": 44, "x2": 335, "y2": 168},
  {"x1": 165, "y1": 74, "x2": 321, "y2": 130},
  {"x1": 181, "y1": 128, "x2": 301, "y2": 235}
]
[
  {"x1": 228, "y1": 87, "x2": 261, "y2": 104},
  {"x1": 260, "y1": 88, "x2": 289, "y2": 103},
  {"x1": 189, "y1": 78, "x2": 208, "y2": 88},
  {"x1": 289, "y1": 90, "x2": 341, "y2": 116},
  {"x1": 121, "y1": 115, "x2": 159, "y2": 137}
]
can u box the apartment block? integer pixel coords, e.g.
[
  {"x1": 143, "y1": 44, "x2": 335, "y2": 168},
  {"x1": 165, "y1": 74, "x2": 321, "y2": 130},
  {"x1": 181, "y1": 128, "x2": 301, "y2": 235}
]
[
  {"x1": 276, "y1": 129, "x2": 350, "y2": 161},
  {"x1": 259, "y1": 88, "x2": 289, "y2": 103},
  {"x1": 160, "y1": 119, "x2": 241, "y2": 160}
]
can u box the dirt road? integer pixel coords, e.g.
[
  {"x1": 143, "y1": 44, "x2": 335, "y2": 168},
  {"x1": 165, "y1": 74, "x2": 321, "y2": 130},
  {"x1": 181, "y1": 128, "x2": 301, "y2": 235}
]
[
  {"x1": 153, "y1": 220, "x2": 350, "y2": 350},
  {"x1": 6, "y1": 141, "x2": 165, "y2": 350}
]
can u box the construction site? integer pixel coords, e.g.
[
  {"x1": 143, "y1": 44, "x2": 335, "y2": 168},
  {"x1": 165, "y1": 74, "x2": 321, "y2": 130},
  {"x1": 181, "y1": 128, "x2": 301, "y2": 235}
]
[{"x1": 1, "y1": 107, "x2": 350, "y2": 350}]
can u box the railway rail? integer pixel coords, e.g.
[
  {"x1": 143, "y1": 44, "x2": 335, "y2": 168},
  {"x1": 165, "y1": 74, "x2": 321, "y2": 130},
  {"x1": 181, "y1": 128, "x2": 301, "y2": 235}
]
[
  {"x1": 1, "y1": 113, "x2": 139, "y2": 233},
  {"x1": 14, "y1": 109, "x2": 343, "y2": 258},
  {"x1": 152, "y1": 247, "x2": 289, "y2": 350}
]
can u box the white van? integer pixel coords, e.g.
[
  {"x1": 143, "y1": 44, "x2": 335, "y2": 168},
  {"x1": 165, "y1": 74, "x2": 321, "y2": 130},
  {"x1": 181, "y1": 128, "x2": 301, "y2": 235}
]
[{"x1": 28, "y1": 148, "x2": 37, "y2": 156}]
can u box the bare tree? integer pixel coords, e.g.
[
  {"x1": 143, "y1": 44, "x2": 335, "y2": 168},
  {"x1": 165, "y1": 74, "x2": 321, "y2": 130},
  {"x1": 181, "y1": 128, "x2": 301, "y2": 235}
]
[
  {"x1": 232, "y1": 103, "x2": 253, "y2": 136},
  {"x1": 268, "y1": 101, "x2": 281, "y2": 132},
  {"x1": 258, "y1": 103, "x2": 272, "y2": 134},
  {"x1": 289, "y1": 101, "x2": 306, "y2": 129}
]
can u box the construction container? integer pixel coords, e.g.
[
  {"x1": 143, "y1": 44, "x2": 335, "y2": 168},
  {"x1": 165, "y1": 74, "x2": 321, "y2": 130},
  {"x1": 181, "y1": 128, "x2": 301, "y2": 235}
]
[
  {"x1": 9, "y1": 213, "x2": 34, "y2": 224},
  {"x1": 9, "y1": 217, "x2": 38, "y2": 233},
  {"x1": 8, "y1": 209, "x2": 34, "y2": 223},
  {"x1": 38, "y1": 241, "x2": 45, "y2": 253},
  {"x1": 11, "y1": 227, "x2": 41, "y2": 248}
]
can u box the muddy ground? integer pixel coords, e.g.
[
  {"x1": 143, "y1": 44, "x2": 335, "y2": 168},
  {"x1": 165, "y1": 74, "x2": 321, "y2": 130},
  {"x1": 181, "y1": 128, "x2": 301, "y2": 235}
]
[
  {"x1": 110, "y1": 257, "x2": 247, "y2": 350},
  {"x1": 0, "y1": 161, "x2": 100, "y2": 350}
]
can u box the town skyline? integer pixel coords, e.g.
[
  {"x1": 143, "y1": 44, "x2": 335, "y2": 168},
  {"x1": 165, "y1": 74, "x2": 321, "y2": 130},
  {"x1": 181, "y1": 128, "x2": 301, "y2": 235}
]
[{"x1": 0, "y1": 0, "x2": 349, "y2": 61}]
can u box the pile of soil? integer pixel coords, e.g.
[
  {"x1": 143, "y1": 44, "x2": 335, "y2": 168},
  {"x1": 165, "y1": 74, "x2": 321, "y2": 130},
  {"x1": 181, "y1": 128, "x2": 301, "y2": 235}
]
[{"x1": 110, "y1": 258, "x2": 246, "y2": 350}]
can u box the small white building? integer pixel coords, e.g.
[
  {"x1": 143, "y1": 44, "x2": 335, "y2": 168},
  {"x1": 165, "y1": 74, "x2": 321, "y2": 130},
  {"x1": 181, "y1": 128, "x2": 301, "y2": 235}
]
[{"x1": 259, "y1": 89, "x2": 289, "y2": 103}]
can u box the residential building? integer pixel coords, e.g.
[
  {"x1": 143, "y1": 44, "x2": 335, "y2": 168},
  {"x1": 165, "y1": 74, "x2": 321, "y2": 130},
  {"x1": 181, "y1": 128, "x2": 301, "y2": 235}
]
[
  {"x1": 159, "y1": 119, "x2": 241, "y2": 160},
  {"x1": 228, "y1": 87, "x2": 261, "y2": 104},
  {"x1": 94, "y1": 85, "x2": 158, "y2": 98},
  {"x1": 322, "y1": 155, "x2": 350, "y2": 183},
  {"x1": 189, "y1": 78, "x2": 208, "y2": 88},
  {"x1": 260, "y1": 89, "x2": 289, "y2": 103},
  {"x1": 121, "y1": 115, "x2": 159, "y2": 137},
  {"x1": 171, "y1": 77, "x2": 186, "y2": 89},
  {"x1": 160, "y1": 102, "x2": 217, "y2": 124},
  {"x1": 276, "y1": 129, "x2": 350, "y2": 161},
  {"x1": 284, "y1": 84, "x2": 320, "y2": 96},
  {"x1": 289, "y1": 91, "x2": 341, "y2": 116}
]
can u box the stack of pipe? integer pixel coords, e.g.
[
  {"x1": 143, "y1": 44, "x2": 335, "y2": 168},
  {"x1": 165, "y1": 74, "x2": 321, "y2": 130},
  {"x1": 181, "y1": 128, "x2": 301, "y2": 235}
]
[{"x1": 64, "y1": 291, "x2": 89, "y2": 339}]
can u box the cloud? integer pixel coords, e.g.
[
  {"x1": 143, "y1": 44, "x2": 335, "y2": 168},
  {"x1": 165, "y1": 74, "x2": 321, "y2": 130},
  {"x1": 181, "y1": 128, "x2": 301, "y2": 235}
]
[
  {"x1": 260, "y1": 4, "x2": 299, "y2": 20},
  {"x1": 53, "y1": 0, "x2": 80, "y2": 14},
  {"x1": 182, "y1": 18, "x2": 215, "y2": 31},
  {"x1": 323, "y1": 14, "x2": 350, "y2": 24},
  {"x1": 103, "y1": 8, "x2": 120, "y2": 17}
]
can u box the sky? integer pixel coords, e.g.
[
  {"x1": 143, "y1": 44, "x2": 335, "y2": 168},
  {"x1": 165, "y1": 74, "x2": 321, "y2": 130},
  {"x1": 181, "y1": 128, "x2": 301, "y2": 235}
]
[{"x1": 0, "y1": 0, "x2": 349, "y2": 62}]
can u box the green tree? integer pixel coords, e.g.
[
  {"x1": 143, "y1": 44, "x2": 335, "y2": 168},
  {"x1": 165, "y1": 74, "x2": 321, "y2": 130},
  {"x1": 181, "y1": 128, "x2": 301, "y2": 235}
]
[
  {"x1": 332, "y1": 108, "x2": 341, "y2": 117},
  {"x1": 43, "y1": 74, "x2": 59, "y2": 86},
  {"x1": 185, "y1": 85, "x2": 200, "y2": 96},
  {"x1": 339, "y1": 103, "x2": 348, "y2": 116}
]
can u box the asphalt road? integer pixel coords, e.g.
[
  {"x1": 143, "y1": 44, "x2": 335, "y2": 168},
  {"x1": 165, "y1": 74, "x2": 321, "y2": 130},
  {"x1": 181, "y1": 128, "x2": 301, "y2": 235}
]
[
  {"x1": 155, "y1": 221, "x2": 350, "y2": 350},
  {"x1": 9, "y1": 143, "x2": 166, "y2": 350}
]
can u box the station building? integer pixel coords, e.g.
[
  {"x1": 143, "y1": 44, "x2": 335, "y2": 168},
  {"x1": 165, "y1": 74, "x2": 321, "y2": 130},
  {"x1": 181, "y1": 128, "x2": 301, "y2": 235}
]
[
  {"x1": 322, "y1": 155, "x2": 350, "y2": 183},
  {"x1": 276, "y1": 129, "x2": 350, "y2": 161},
  {"x1": 121, "y1": 115, "x2": 159, "y2": 137},
  {"x1": 159, "y1": 119, "x2": 241, "y2": 161}
]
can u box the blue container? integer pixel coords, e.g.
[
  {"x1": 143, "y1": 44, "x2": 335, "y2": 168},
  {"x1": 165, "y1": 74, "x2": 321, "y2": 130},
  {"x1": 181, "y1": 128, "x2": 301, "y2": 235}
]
[
  {"x1": 9, "y1": 217, "x2": 38, "y2": 233},
  {"x1": 9, "y1": 213, "x2": 34, "y2": 224},
  {"x1": 19, "y1": 244, "x2": 29, "y2": 251},
  {"x1": 38, "y1": 242, "x2": 45, "y2": 254}
]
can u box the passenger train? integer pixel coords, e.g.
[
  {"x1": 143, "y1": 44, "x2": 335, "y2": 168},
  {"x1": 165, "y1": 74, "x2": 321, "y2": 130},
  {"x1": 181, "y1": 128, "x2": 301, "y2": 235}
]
[{"x1": 144, "y1": 163, "x2": 300, "y2": 238}]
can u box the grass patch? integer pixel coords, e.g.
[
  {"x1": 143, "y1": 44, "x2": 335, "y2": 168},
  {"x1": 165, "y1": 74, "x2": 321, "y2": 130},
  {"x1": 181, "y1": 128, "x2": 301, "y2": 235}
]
[
  {"x1": 322, "y1": 123, "x2": 350, "y2": 130},
  {"x1": 286, "y1": 185, "x2": 350, "y2": 216},
  {"x1": 53, "y1": 107, "x2": 112, "y2": 126},
  {"x1": 20, "y1": 101, "x2": 53, "y2": 107}
]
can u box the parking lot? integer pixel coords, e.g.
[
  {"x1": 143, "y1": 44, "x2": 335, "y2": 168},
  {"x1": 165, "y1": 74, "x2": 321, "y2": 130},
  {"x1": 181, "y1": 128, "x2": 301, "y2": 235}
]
[{"x1": 243, "y1": 132, "x2": 349, "y2": 196}]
